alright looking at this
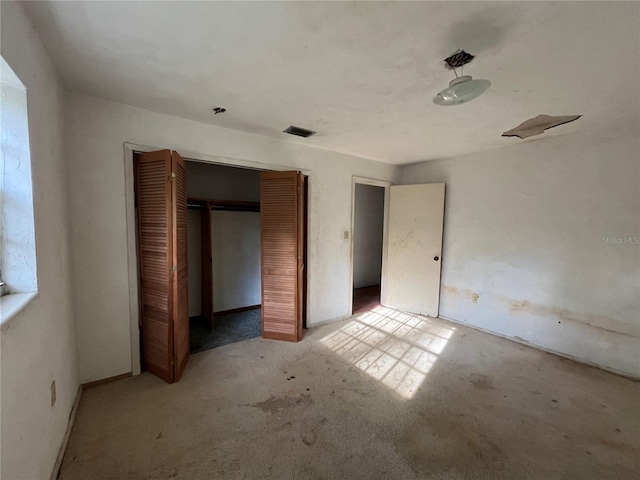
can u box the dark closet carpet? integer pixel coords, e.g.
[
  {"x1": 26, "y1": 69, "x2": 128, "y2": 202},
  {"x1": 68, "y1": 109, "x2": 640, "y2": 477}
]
[{"x1": 189, "y1": 309, "x2": 261, "y2": 354}]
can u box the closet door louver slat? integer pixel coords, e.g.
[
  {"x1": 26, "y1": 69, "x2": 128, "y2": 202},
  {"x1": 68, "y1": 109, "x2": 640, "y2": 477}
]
[
  {"x1": 135, "y1": 150, "x2": 174, "y2": 382},
  {"x1": 172, "y1": 151, "x2": 190, "y2": 381},
  {"x1": 260, "y1": 171, "x2": 305, "y2": 342},
  {"x1": 134, "y1": 149, "x2": 189, "y2": 383}
]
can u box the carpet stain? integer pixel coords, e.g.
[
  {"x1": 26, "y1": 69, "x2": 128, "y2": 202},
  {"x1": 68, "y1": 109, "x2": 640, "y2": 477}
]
[
  {"x1": 302, "y1": 417, "x2": 328, "y2": 446},
  {"x1": 302, "y1": 431, "x2": 317, "y2": 445},
  {"x1": 469, "y1": 373, "x2": 495, "y2": 391},
  {"x1": 599, "y1": 439, "x2": 640, "y2": 456},
  {"x1": 250, "y1": 394, "x2": 313, "y2": 414},
  {"x1": 395, "y1": 411, "x2": 505, "y2": 476}
]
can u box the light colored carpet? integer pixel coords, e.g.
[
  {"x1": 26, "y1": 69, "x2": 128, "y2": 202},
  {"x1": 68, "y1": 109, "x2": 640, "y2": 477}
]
[{"x1": 61, "y1": 307, "x2": 640, "y2": 479}]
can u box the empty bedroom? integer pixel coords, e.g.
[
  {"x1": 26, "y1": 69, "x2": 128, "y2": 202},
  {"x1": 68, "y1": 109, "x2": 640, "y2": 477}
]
[{"x1": 0, "y1": 1, "x2": 638, "y2": 479}]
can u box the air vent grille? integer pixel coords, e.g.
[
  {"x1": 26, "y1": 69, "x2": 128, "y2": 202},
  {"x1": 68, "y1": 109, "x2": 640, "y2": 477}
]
[{"x1": 283, "y1": 126, "x2": 316, "y2": 138}]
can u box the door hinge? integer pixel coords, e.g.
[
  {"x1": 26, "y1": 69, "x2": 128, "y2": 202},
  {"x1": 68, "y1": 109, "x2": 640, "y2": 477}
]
[
  {"x1": 169, "y1": 172, "x2": 176, "y2": 181},
  {"x1": 170, "y1": 265, "x2": 177, "y2": 275}
]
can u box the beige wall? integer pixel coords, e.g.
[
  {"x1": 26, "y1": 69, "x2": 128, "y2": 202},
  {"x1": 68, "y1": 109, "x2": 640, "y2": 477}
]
[
  {"x1": 402, "y1": 126, "x2": 640, "y2": 378},
  {"x1": 212, "y1": 211, "x2": 262, "y2": 312},
  {"x1": 188, "y1": 210, "x2": 262, "y2": 316},
  {"x1": 0, "y1": 2, "x2": 79, "y2": 479},
  {"x1": 64, "y1": 92, "x2": 401, "y2": 383}
]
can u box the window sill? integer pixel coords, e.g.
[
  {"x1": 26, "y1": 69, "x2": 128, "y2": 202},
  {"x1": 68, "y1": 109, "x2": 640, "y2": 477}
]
[{"x1": 0, "y1": 292, "x2": 38, "y2": 329}]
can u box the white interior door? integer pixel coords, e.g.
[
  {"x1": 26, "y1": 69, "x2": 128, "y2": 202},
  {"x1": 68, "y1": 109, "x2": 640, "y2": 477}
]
[{"x1": 384, "y1": 183, "x2": 445, "y2": 317}]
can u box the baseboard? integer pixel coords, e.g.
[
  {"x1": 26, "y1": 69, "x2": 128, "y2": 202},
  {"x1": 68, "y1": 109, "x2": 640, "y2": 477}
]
[
  {"x1": 214, "y1": 304, "x2": 261, "y2": 316},
  {"x1": 81, "y1": 372, "x2": 132, "y2": 389},
  {"x1": 50, "y1": 385, "x2": 82, "y2": 480},
  {"x1": 308, "y1": 313, "x2": 354, "y2": 329},
  {"x1": 438, "y1": 315, "x2": 640, "y2": 382}
]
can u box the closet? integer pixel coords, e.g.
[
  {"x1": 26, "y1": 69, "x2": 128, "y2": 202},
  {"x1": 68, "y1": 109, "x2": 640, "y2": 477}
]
[{"x1": 133, "y1": 150, "x2": 307, "y2": 383}]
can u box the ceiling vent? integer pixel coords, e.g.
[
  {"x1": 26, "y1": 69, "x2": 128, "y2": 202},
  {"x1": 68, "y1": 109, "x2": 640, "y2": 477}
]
[{"x1": 283, "y1": 126, "x2": 316, "y2": 138}]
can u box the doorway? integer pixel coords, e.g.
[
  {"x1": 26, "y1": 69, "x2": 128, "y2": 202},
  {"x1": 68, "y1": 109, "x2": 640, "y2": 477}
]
[
  {"x1": 351, "y1": 180, "x2": 388, "y2": 314},
  {"x1": 185, "y1": 160, "x2": 263, "y2": 353},
  {"x1": 131, "y1": 148, "x2": 308, "y2": 383}
]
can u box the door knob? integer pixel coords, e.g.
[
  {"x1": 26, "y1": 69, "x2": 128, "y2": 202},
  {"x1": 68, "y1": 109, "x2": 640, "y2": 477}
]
[{"x1": 434, "y1": 256, "x2": 439, "y2": 261}]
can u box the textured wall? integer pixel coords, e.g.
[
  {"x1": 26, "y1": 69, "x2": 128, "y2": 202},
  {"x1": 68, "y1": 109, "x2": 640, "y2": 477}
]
[
  {"x1": 64, "y1": 92, "x2": 401, "y2": 382},
  {"x1": 0, "y1": 67, "x2": 36, "y2": 294},
  {"x1": 402, "y1": 126, "x2": 640, "y2": 377},
  {"x1": 0, "y1": 2, "x2": 79, "y2": 479}
]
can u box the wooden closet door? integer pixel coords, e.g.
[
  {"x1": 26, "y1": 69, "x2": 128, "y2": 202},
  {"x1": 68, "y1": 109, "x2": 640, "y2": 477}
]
[
  {"x1": 135, "y1": 150, "x2": 174, "y2": 382},
  {"x1": 134, "y1": 149, "x2": 189, "y2": 383},
  {"x1": 172, "y1": 151, "x2": 190, "y2": 381},
  {"x1": 260, "y1": 171, "x2": 305, "y2": 342}
]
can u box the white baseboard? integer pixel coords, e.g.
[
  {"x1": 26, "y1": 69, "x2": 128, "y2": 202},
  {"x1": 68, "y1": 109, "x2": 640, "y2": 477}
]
[
  {"x1": 50, "y1": 385, "x2": 83, "y2": 480},
  {"x1": 438, "y1": 315, "x2": 639, "y2": 381}
]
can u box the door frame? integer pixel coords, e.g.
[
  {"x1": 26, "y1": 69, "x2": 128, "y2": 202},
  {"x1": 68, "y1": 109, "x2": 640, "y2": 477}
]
[
  {"x1": 349, "y1": 176, "x2": 392, "y2": 315},
  {"x1": 124, "y1": 142, "x2": 312, "y2": 375}
]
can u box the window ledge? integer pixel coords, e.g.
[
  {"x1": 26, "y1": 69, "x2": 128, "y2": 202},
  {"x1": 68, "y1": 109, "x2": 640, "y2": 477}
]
[{"x1": 0, "y1": 292, "x2": 38, "y2": 329}]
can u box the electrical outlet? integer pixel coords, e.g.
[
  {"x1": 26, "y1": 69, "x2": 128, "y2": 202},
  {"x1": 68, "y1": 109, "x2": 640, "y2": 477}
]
[{"x1": 51, "y1": 380, "x2": 56, "y2": 406}]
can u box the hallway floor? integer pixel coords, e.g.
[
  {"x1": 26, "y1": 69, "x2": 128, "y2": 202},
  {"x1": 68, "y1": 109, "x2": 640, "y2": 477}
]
[
  {"x1": 352, "y1": 284, "x2": 381, "y2": 314},
  {"x1": 60, "y1": 307, "x2": 639, "y2": 479}
]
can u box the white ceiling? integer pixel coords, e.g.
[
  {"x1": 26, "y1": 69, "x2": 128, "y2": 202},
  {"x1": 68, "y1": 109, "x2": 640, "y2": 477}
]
[{"x1": 24, "y1": 1, "x2": 639, "y2": 165}]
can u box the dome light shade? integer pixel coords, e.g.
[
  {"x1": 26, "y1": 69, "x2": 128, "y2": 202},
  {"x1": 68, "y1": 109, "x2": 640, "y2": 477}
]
[{"x1": 433, "y1": 75, "x2": 491, "y2": 106}]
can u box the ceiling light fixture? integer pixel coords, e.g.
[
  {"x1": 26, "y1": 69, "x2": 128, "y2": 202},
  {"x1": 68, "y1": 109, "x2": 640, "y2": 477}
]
[{"x1": 433, "y1": 49, "x2": 490, "y2": 106}]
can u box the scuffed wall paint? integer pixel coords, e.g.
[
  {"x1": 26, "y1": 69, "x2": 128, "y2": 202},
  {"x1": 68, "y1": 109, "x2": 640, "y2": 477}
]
[
  {"x1": 64, "y1": 93, "x2": 401, "y2": 383},
  {"x1": 402, "y1": 126, "x2": 640, "y2": 377}
]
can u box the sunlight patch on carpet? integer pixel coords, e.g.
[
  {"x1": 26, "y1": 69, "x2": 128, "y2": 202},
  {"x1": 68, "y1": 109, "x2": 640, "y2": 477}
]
[{"x1": 320, "y1": 306, "x2": 454, "y2": 399}]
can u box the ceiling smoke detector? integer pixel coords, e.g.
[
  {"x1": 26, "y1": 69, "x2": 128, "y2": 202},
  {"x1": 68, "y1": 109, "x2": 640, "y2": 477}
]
[{"x1": 433, "y1": 49, "x2": 491, "y2": 106}]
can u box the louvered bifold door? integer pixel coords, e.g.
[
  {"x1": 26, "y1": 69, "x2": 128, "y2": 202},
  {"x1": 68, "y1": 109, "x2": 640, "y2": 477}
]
[
  {"x1": 260, "y1": 171, "x2": 305, "y2": 342},
  {"x1": 134, "y1": 149, "x2": 190, "y2": 384},
  {"x1": 171, "y1": 151, "x2": 190, "y2": 381},
  {"x1": 134, "y1": 150, "x2": 174, "y2": 383}
]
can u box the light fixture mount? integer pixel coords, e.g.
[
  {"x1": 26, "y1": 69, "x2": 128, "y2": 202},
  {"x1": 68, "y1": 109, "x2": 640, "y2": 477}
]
[
  {"x1": 443, "y1": 49, "x2": 475, "y2": 70},
  {"x1": 433, "y1": 50, "x2": 491, "y2": 106}
]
